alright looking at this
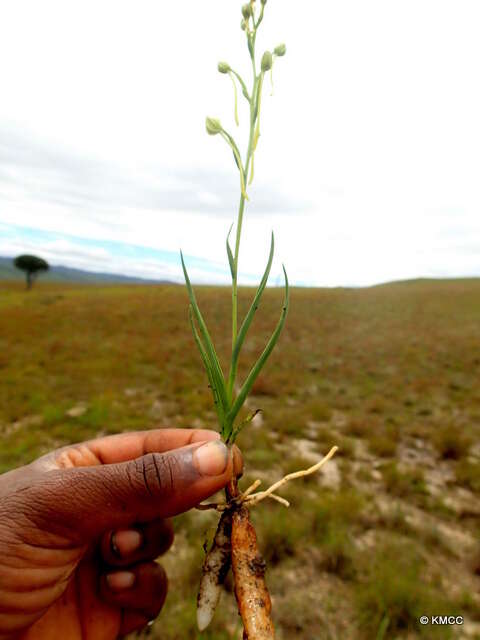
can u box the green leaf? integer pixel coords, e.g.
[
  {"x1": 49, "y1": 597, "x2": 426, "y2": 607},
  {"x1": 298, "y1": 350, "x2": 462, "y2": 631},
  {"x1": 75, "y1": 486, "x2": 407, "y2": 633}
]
[
  {"x1": 232, "y1": 150, "x2": 240, "y2": 170},
  {"x1": 226, "y1": 409, "x2": 261, "y2": 444},
  {"x1": 189, "y1": 306, "x2": 224, "y2": 424},
  {"x1": 221, "y1": 131, "x2": 248, "y2": 200},
  {"x1": 253, "y1": 74, "x2": 264, "y2": 149},
  {"x1": 228, "y1": 265, "x2": 289, "y2": 428},
  {"x1": 227, "y1": 232, "x2": 274, "y2": 396},
  {"x1": 226, "y1": 224, "x2": 236, "y2": 280},
  {"x1": 376, "y1": 615, "x2": 390, "y2": 640},
  {"x1": 180, "y1": 252, "x2": 229, "y2": 419},
  {"x1": 231, "y1": 70, "x2": 250, "y2": 102},
  {"x1": 248, "y1": 152, "x2": 255, "y2": 185},
  {"x1": 247, "y1": 34, "x2": 254, "y2": 58}
]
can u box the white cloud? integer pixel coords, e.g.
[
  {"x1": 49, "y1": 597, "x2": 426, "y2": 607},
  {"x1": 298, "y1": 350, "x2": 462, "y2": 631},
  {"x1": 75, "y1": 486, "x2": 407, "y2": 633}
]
[{"x1": 1, "y1": 0, "x2": 480, "y2": 286}]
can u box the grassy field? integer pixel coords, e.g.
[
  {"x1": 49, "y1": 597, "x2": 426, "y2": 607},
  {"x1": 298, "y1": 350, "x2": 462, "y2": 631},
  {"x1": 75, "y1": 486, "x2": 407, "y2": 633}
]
[{"x1": 1, "y1": 279, "x2": 479, "y2": 639}]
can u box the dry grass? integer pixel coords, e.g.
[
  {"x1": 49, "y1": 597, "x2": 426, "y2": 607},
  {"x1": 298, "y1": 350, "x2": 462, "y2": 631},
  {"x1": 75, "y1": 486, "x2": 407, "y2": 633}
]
[{"x1": 1, "y1": 278, "x2": 480, "y2": 639}]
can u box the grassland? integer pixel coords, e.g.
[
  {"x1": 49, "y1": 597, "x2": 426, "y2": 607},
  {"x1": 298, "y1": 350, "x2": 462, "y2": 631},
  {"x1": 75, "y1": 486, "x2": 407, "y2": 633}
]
[{"x1": 1, "y1": 278, "x2": 479, "y2": 639}]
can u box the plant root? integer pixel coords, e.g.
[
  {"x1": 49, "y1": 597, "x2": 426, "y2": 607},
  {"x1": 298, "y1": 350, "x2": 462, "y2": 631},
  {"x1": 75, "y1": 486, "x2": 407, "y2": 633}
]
[
  {"x1": 245, "y1": 445, "x2": 339, "y2": 507},
  {"x1": 195, "y1": 445, "x2": 339, "y2": 635},
  {"x1": 196, "y1": 445, "x2": 339, "y2": 512},
  {"x1": 197, "y1": 509, "x2": 233, "y2": 631},
  {"x1": 231, "y1": 504, "x2": 274, "y2": 640}
]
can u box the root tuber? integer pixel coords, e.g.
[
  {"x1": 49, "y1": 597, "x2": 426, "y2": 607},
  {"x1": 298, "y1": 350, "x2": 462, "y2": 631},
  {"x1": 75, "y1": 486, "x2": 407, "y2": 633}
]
[
  {"x1": 197, "y1": 509, "x2": 233, "y2": 632},
  {"x1": 231, "y1": 505, "x2": 275, "y2": 640}
]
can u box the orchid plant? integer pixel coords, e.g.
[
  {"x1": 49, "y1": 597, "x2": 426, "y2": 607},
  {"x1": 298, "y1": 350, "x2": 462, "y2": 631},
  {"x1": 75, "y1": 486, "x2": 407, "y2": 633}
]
[{"x1": 180, "y1": 0, "x2": 288, "y2": 446}]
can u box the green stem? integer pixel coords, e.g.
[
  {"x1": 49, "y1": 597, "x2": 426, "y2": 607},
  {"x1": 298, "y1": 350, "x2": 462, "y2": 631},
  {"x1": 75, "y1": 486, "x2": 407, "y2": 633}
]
[{"x1": 229, "y1": 22, "x2": 259, "y2": 401}]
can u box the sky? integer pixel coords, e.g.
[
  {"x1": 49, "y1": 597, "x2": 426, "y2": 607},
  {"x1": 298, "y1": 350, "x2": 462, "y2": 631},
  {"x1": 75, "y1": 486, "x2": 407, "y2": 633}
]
[{"x1": 1, "y1": 0, "x2": 480, "y2": 286}]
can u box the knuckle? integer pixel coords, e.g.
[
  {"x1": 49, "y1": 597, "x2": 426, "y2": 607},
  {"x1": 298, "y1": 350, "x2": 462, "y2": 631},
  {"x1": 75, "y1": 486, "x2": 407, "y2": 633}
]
[{"x1": 135, "y1": 453, "x2": 179, "y2": 497}]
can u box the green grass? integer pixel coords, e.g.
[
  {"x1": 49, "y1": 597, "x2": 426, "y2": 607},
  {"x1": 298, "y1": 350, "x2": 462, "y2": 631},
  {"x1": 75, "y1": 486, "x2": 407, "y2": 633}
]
[
  {"x1": 1, "y1": 279, "x2": 480, "y2": 639},
  {"x1": 355, "y1": 541, "x2": 455, "y2": 638},
  {"x1": 381, "y1": 462, "x2": 428, "y2": 497}
]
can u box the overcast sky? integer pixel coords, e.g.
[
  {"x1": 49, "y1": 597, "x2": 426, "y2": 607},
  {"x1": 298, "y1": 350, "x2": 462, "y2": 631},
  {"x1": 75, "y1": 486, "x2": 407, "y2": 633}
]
[{"x1": 1, "y1": 0, "x2": 480, "y2": 286}]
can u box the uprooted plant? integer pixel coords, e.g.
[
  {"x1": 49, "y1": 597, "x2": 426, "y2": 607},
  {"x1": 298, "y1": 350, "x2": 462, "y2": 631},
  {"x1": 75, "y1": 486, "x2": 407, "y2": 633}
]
[{"x1": 180, "y1": 2, "x2": 337, "y2": 637}]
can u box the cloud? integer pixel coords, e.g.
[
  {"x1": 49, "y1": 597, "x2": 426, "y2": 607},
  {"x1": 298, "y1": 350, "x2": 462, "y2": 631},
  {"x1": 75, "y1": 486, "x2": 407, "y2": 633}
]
[
  {"x1": 1, "y1": 0, "x2": 480, "y2": 287},
  {"x1": 0, "y1": 125, "x2": 311, "y2": 219},
  {"x1": 0, "y1": 225, "x2": 266, "y2": 285}
]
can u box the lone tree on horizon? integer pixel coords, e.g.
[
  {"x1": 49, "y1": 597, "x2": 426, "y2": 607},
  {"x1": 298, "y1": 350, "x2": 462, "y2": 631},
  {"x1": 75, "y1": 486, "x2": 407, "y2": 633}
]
[{"x1": 13, "y1": 255, "x2": 49, "y2": 290}]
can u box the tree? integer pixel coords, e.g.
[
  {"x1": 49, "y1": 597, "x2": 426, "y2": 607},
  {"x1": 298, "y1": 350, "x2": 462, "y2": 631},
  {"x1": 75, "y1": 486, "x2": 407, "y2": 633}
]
[{"x1": 13, "y1": 255, "x2": 49, "y2": 290}]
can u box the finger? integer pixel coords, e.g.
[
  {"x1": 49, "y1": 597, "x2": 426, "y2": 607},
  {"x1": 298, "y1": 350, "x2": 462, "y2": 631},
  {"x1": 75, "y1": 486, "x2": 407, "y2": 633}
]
[
  {"x1": 33, "y1": 439, "x2": 235, "y2": 539},
  {"x1": 101, "y1": 518, "x2": 174, "y2": 567},
  {"x1": 120, "y1": 611, "x2": 151, "y2": 636},
  {"x1": 35, "y1": 428, "x2": 221, "y2": 470},
  {"x1": 100, "y1": 562, "x2": 167, "y2": 620}
]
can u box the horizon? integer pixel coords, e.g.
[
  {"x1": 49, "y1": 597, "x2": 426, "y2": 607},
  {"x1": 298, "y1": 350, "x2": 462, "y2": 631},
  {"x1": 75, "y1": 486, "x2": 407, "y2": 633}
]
[{"x1": 2, "y1": 252, "x2": 479, "y2": 291}]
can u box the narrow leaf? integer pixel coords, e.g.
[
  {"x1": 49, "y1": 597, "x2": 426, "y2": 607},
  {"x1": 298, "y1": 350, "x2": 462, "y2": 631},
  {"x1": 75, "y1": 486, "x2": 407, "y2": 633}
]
[
  {"x1": 376, "y1": 615, "x2": 390, "y2": 640},
  {"x1": 228, "y1": 265, "x2": 289, "y2": 425},
  {"x1": 249, "y1": 152, "x2": 255, "y2": 185},
  {"x1": 247, "y1": 34, "x2": 254, "y2": 59},
  {"x1": 226, "y1": 224, "x2": 236, "y2": 280},
  {"x1": 189, "y1": 306, "x2": 224, "y2": 424},
  {"x1": 221, "y1": 131, "x2": 249, "y2": 200},
  {"x1": 232, "y1": 70, "x2": 250, "y2": 102},
  {"x1": 227, "y1": 409, "x2": 261, "y2": 445},
  {"x1": 180, "y1": 252, "x2": 229, "y2": 415},
  {"x1": 227, "y1": 232, "x2": 274, "y2": 395},
  {"x1": 253, "y1": 74, "x2": 264, "y2": 144},
  {"x1": 232, "y1": 150, "x2": 240, "y2": 170}
]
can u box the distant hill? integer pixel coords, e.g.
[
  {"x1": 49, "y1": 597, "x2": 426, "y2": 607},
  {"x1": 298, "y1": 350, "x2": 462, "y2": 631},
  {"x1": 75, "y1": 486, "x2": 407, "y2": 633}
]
[{"x1": 0, "y1": 256, "x2": 174, "y2": 284}]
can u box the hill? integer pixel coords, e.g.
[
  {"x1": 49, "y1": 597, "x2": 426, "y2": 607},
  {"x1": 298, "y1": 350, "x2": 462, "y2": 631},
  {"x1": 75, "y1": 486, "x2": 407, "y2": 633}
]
[{"x1": 0, "y1": 256, "x2": 172, "y2": 284}]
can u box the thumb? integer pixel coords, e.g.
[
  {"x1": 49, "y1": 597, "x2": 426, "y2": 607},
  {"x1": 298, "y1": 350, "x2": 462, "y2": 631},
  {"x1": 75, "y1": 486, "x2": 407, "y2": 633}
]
[{"x1": 32, "y1": 440, "x2": 232, "y2": 539}]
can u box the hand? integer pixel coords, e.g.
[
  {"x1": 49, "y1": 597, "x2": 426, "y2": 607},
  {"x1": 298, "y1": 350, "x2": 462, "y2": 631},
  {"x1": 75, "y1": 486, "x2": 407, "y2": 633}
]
[{"x1": 0, "y1": 428, "x2": 242, "y2": 639}]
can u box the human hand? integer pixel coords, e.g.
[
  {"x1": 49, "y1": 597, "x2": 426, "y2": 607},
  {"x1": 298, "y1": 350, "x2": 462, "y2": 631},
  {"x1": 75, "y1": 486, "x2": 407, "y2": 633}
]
[{"x1": 0, "y1": 428, "x2": 242, "y2": 639}]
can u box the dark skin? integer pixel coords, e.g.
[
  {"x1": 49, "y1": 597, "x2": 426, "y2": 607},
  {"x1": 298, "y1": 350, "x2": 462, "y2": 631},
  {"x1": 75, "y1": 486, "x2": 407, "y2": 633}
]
[{"x1": 0, "y1": 428, "x2": 242, "y2": 639}]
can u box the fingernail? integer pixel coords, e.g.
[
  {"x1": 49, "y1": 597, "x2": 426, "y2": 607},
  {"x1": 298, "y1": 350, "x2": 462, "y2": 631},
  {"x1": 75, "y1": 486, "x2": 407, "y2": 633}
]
[
  {"x1": 193, "y1": 440, "x2": 228, "y2": 476},
  {"x1": 111, "y1": 529, "x2": 143, "y2": 557},
  {"x1": 106, "y1": 571, "x2": 135, "y2": 591}
]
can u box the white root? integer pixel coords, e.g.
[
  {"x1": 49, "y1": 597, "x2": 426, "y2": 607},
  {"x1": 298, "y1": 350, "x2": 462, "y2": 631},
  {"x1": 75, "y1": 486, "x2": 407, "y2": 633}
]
[
  {"x1": 195, "y1": 445, "x2": 339, "y2": 513},
  {"x1": 241, "y1": 478, "x2": 262, "y2": 498},
  {"x1": 265, "y1": 493, "x2": 289, "y2": 507},
  {"x1": 196, "y1": 509, "x2": 232, "y2": 631},
  {"x1": 245, "y1": 446, "x2": 339, "y2": 507}
]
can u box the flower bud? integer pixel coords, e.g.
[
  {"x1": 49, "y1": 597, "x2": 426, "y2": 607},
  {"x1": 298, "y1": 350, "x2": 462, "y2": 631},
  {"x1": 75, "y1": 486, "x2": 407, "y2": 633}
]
[
  {"x1": 205, "y1": 117, "x2": 222, "y2": 136},
  {"x1": 261, "y1": 51, "x2": 273, "y2": 72},
  {"x1": 240, "y1": 19, "x2": 247, "y2": 31},
  {"x1": 241, "y1": 4, "x2": 252, "y2": 19},
  {"x1": 261, "y1": 0, "x2": 267, "y2": 4},
  {"x1": 274, "y1": 44, "x2": 287, "y2": 57},
  {"x1": 218, "y1": 61, "x2": 231, "y2": 74}
]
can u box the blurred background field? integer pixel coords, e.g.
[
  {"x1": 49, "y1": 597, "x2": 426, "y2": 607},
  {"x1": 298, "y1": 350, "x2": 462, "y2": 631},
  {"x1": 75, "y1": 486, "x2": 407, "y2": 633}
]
[{"x1": 1, "y1": 279, "x2": 479, "y2": 639}]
